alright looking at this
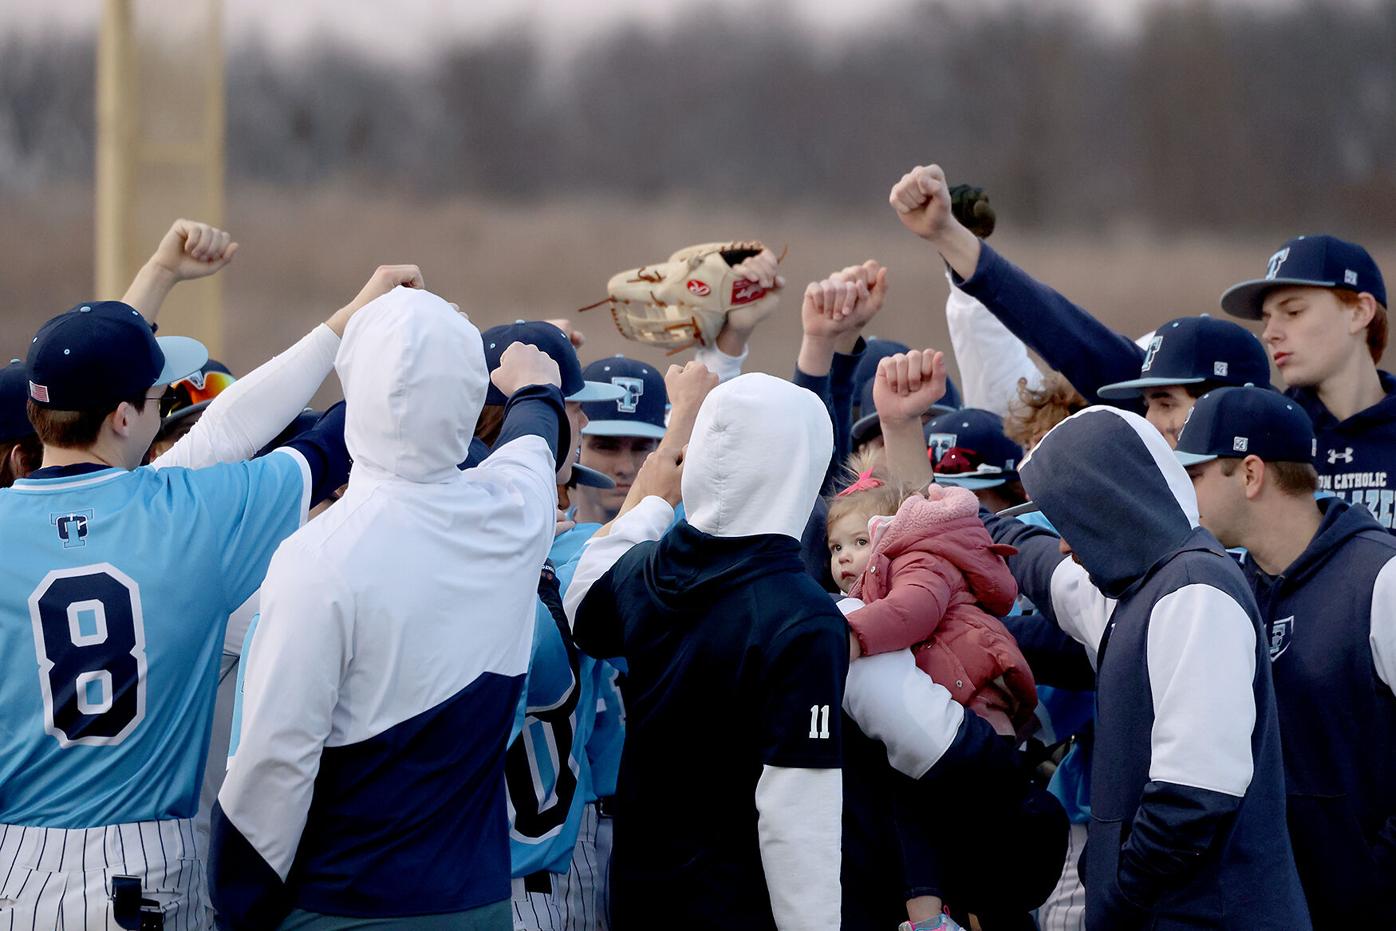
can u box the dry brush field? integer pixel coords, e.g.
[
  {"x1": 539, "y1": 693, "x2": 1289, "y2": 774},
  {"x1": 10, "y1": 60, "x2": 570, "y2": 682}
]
[{"x1": 4, "y1": 185, "x2": 1394, "y2": 408}]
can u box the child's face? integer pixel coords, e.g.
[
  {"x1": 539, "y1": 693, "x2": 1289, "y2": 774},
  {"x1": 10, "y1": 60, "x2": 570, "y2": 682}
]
[{"x1": 828, "y1": 511, "x2": 875, "y2": 593}]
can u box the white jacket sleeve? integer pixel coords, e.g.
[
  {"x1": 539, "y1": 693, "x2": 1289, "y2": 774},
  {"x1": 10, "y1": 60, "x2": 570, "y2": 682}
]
[
  {"x1": 1146, "y1": 584, "x2": 1256, "y2": 795},
  {"x1": 563, "y1": 496, "x2": 675, "y2": 631},
  {"x1": 215, "y1": 541, "x2": 351, "y2": 880},
  {"x1": 1371, "y1": 555, "x2": 1396, "y2": 690},
  {"x1": 755, "y1": 765, "x2": 842, "y2": 931},
  {"x1": 836, "y1": 597, "x2": 966, "y2": 779},
  {"x1": 944, "y1": 274, "x2": 1043, "y2": 416},
  {"x1": 152, "y1": 324, "x2": 340, "y2": 471},
  {"x1": 693, "y1": 344, "x2": 748, "y2": 384}
]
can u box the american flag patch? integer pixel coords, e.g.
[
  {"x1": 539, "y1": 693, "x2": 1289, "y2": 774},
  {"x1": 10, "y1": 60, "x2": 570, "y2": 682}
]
[{"x1": 29, "y1": 381, "x2": 49, "y2": 402}]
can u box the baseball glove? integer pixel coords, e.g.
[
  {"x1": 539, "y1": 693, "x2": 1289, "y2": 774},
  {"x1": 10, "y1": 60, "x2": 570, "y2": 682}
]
[{"x1": 581, "y1": 241, "x2": 781, "y2": 352}]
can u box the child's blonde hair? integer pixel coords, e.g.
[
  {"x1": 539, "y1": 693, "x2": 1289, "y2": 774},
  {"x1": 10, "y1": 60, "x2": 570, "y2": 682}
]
[{"x1": 826, "y1": 449, "x2": 914, "y2": 531}]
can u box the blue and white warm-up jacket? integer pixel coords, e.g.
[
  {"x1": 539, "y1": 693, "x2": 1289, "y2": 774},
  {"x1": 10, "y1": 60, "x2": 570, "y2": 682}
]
[
  {"x1": 208, "y1": 288, "x2": 563, "y2": 928},
  {"x1": 984, "y1": 406, "x2": 1310, "y2": 930}
]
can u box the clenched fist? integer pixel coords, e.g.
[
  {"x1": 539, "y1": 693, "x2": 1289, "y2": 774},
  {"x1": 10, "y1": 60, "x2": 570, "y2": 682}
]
[{"x1": 889, "y1": 165, "x2": 956, "y2": 242}]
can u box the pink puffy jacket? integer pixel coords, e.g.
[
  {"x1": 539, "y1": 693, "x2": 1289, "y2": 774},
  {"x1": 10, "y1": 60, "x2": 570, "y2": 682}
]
[{"x1": 847, "y1": 485, "x2": 1038, "y2": 735}]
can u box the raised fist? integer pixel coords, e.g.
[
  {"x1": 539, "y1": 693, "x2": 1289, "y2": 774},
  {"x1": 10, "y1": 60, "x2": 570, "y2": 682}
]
[
  {"x1": 152, "y1": 219, "x2": 238, "y2": 282},
  {"x1": 490, "y1": 342, "x2": 563, "y2": 398},
  {"x1": 873, "y1": 349, "x2": 948, "y2": 424},
  {"x1": 889, "y1": 165, "x2": 956, "y2": 242}
]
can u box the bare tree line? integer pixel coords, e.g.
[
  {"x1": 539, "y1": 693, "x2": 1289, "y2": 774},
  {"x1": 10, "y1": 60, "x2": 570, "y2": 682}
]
[{"x1": 1, "y1": 0, "x2": 1394, "y2": 233}]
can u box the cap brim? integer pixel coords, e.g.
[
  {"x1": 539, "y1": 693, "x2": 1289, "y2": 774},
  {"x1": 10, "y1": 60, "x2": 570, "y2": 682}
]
[
  {"x1": 1096, "y1": 375, "x2": 1207, "y2": 399},
  {"x1": 1173, "y1": 450, "x2": 1220, "y2": 467},
  {"x1": 996, "y1": 500, "x2": 1042, "y2": 518},
  {"x1": 1220, "y1": 277, "x2": 1338, "y2": 320},
  {"x1": 162, "y1": 398, "x2": 212, "y2": 426},
  {"x1": 566, "y1": 380, "x2": 627, "y2": 403},
  {"x1": 581, "y1": 420, "x2": 668, "y2": 439},
  {"x1": 155, "y1": 336, "x2": 209, "y2": 387},
  {"x1": 936, "y1": 473, "x2": 1010, "y2": 490},
  {"x1": 850, "y1": 413, "x2": 881, "y2": 447},
  {"x1": 567, "y1": 463, "x2": 616, "y2": 489}
]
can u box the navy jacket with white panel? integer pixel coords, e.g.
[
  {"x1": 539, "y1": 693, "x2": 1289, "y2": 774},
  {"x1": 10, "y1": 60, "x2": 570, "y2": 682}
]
[
  {"x1": 955, "y1": 242, "x2": 1396, "y2": 528},
  {"x1": 207, "y1": 288, "x2": 565, "y2": 928},
  {"x1": 983, "y1": 406, "x2": 1309, "y2": 930},
  {"x1": 1242, "y1": 496, "x2": 1396, "y2": 926}
]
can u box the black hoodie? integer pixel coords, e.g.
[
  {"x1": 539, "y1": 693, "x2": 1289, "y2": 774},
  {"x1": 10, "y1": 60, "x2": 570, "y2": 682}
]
[
  {"x1": 1242, "y1": 496, "x2": 1396, "y2": 927},
  {"x1": 984, "y1": 406, "x2": 1310, "y2": 930}
]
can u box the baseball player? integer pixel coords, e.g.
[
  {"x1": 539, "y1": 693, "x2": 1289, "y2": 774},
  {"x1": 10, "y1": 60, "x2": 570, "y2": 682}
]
[
  {"x1": 564, "y1": 373, "x2": 848, "y2": 930},
  {"x1": 210, "y1": 289, "x2": 567, "y2": 930},
  {"x1": 1220, "y1": 236, "x2": 1396, "y2": 526},
  {"x1": 571, "y1": 356, "x2": 667, "y2": 526},
  {"x1": 0, "y1": 266, "x2": 417, "y2": 930},
  {"x1": 888, "y1": 163, "x2": 1272, "y2": 448},
  {"x1": 982, "y1": 405, "x2": 1309, "y2": 928},
  {"x1": 1174, "y1": 387, "x2": 1396, "y2": 926}
]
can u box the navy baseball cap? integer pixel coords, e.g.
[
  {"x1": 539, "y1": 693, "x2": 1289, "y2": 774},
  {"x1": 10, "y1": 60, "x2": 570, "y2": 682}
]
[
  {"x1": 580, "y1": 356, "x2": 668, "y2": 440},
  {"x1": 482, "y1": 321, "x2": 626, "y2": 407},
  {"x1": 1, "y1": 358, "x2": 32, "y2": 442},
  {"x1": 925, "y1": 408, "x2": 1024, "y2": 490},
  {"x1": 26, "y1": 301, "x2": 207, "y2": 410},
  {"x1": 1221, "y1": 235, "x2": 1387, "y2": 320},
  {"x1": 1097, "y1": 316, "x2": 1270, "y2": 399},
  {"x1": 1174, "y1": 386, "x2": 1317, "y2": 468},
  {"x1": 850, "y1": 373, "x2": 961, "y2": 450}
]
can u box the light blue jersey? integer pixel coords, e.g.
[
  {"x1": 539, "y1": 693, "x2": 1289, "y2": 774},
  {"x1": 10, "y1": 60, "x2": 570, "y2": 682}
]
[
  {"x1": 508, "y1": 523, "x2": 602, "y2": 876},
  {"x1": 0, "y1": 454, "x2": 308, "y2": 828}
]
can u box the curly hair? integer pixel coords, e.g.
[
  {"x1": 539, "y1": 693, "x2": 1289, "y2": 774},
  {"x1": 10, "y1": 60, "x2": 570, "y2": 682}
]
[{"x1": 1004, "y1": 371, "x2": 1087, "y2": 451}]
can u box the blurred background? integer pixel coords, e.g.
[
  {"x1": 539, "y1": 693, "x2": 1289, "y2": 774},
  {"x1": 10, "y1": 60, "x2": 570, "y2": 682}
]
[{"x1": 1, "y1": 0, "x2": 1394, "y2": 386}]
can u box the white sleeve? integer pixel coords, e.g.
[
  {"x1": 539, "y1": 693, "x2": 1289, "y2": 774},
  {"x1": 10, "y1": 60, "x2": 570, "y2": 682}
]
[
  {"x1": 1048, "y1": 558, "x2": 1116, "y2": 661},
  {"x1": 563, "y1": 496, "x2": 675, "y2": 630},
  {"x1": 1370, "y1": 555, "x2": 1396, "y2": 690},
  {"x1": 152, "y1": 324, "x2": 340, "y2": 471},
  {"x1": 755, "y1": 765, "x2": 842, "y2": 930},
  {"x1": 692, "y1": 344, "x2": 748, "y2": 384},
  {"x1": 216, "y1": 543, "x2": 351, "y2": 879},
  {"x1": 1146, "y1": 584, "x2": 1257, "y2": 796},
  {"x1": 944, "y1": 275, "x2": 1043, "y2": 417},
  {"x1": 835, "y1": 596, "x2": 967, "y2": 779}
]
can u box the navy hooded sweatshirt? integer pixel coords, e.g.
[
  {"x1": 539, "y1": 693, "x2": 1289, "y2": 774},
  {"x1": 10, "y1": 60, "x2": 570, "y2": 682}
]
[
  {"x1": 955, "y1": 242, "x2": 1396, "y2": 528},
  {"x1": 1241, "y1": 496, "x2": 1396, "y2": 927},
  {"x1": 983, "y1": 406, "x2": 1309, "y2": 930}
]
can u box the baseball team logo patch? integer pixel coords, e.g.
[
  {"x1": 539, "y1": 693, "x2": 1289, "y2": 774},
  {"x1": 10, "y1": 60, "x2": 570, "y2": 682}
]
[
  {"x1": 612, "y1": 376, "x2": 644, "y2": 414},
  {"x1": 1142, "y1": 335, "x2": 1163, "y2": 372},
  {"x1": 686, "y1": 279, "x2": 711, "y2": 297},
  {"x1": 51, "y1": 510, "x2": 94, "y2": 548},
  {"x1": 1269, "y1": 615, "x2": 1294, "y2": 660}
]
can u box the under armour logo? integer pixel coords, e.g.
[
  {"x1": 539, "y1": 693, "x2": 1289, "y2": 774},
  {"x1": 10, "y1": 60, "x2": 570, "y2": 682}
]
[
  {"x1": 612, "y1": 376, "x2": 644, "y2": 414},
  {"x1": 1142, "y1": 335, "x2": 1163, "y2": 372},
  {"x1": 1266, "y1": 247, "x2": 1291, "y2": 280},
  {"x1": 1327, "y1": 447, "x2": 1355, "y2": 464},
  {"x1": 51, "y1": 510, "x2": 93, "y2": 548}
]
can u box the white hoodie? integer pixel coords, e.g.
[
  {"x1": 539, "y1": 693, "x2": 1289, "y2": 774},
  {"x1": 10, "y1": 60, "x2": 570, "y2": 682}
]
[{"x1": 213, "y1": 287, "x2": 559, "y2": 919}]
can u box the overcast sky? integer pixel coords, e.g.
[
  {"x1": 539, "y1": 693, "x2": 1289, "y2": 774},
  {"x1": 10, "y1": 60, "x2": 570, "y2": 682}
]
[{"x1": 0, "y1": 0, "x2": 1301, "y2": 64}]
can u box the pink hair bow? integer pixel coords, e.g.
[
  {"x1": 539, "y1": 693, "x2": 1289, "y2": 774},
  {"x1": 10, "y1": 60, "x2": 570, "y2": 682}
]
[{"x1": 836, "y1": 467, "x2": 884, "y2": 497}]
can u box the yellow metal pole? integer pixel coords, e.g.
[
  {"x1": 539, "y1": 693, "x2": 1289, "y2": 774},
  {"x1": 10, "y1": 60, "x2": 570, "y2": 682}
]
[{"x1": 96, "y1": 0, "x2": 134, "y2": 300}]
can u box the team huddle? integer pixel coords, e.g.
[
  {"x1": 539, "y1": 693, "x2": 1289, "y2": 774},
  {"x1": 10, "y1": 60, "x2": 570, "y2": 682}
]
[{"x1": 0, "y1": 162, "x2": 1391, "y2": 931}]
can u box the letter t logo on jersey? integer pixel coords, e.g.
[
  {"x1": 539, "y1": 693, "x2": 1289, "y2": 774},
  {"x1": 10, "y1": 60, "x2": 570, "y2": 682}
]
[{"x1": 51, "y1": 510, "x2": 94, "y2": 548}]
